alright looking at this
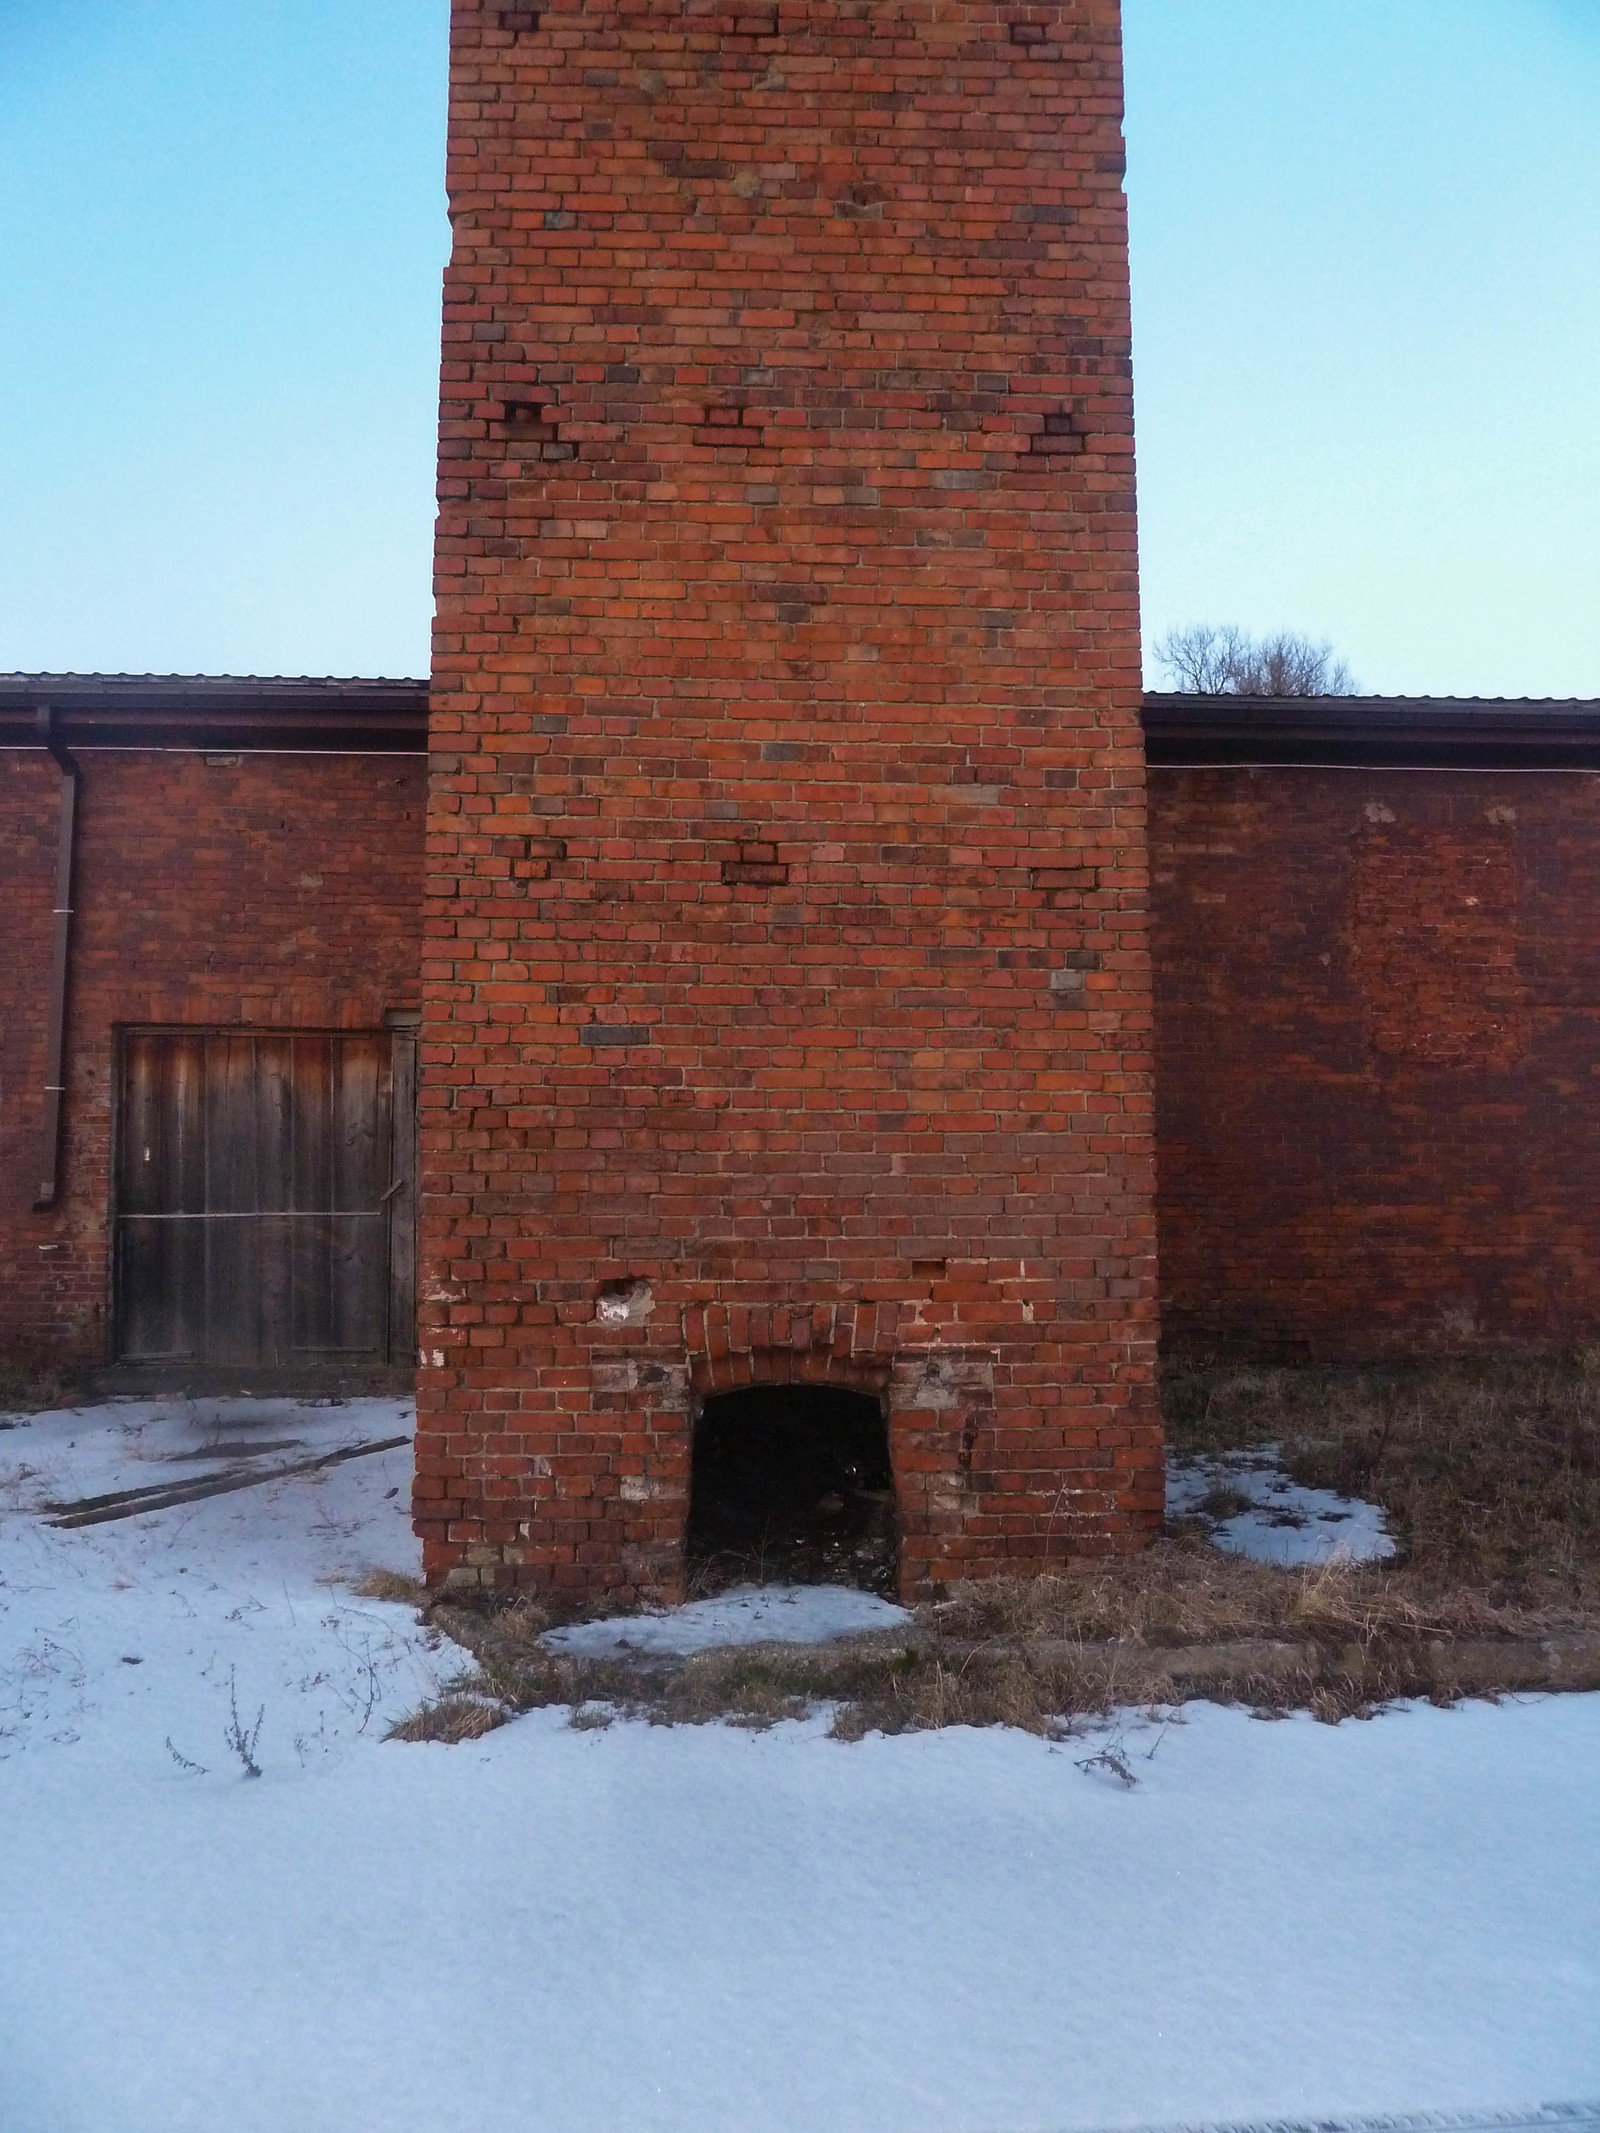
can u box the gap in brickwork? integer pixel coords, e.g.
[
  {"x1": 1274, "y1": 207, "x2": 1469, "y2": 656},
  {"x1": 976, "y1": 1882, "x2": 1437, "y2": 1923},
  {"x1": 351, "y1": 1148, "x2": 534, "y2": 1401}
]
[
  {"x1": 687, "y1": 1384, "x2": 898, "y2": 1597},
  {"x1": 494, "y1": 395, "x2": 573, "y2": 461},
  {"x1": 1030, "y1": 409, "x2": 1085, "y2": 455}
]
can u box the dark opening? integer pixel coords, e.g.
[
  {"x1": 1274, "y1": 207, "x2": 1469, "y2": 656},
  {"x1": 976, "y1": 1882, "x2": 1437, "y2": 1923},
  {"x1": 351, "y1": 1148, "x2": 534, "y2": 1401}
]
[{"x1": 687, "y1": 1383, "x2": 898, "y2": 1596}]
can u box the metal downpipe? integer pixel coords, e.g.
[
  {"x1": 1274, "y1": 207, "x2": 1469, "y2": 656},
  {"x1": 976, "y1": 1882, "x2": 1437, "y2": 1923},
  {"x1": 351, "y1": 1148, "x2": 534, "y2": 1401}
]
[{"x1": 34, "y1": 705, "x2": 81, "y2": 1212}]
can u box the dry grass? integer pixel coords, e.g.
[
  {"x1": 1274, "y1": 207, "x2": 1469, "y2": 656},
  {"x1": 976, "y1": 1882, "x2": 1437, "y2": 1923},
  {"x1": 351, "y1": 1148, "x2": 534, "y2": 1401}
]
[
  {"x1": 384, "y1": 1694, "x2": 507, "y2": 1744},
  {"x1": 920, "y1": 1538, "x2": 1535, "y2": 1649},
  {"x1": 384, "y1": 1359, "x2": 1600, "y2": 1745},
  {"x1": 396, "y1": 1617, "x2": 1124, "y2": 1744},
  {"x1": 0, "y1": 1357, "x2": 83, "y2": 1421},
  {"x1": 401, "y1": 1541, "x2": 1600, "y2": 1744},
  {"x1": 353, "y1": 1569, "x2": 429, "y2": 1606},
  {"x1": 397, "y1": 1592, "x2": 1543, "y2": 1743},
  {"x1": 1164, "y1": 1356, "x2": 1600, "y2": 1604}
]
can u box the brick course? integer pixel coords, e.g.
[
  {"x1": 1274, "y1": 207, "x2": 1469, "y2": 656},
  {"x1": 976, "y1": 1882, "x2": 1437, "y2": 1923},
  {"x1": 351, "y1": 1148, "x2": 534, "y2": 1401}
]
[
  {"x1": 0, "y1": 750, "x2": 425, "y2": 1365},
  {"x1": 1151, "y1": 766, "x2": 1600, "y2": 1359},
  {"x1": 419, "y1": 0, "x2": 1160, "y2": 1600}
]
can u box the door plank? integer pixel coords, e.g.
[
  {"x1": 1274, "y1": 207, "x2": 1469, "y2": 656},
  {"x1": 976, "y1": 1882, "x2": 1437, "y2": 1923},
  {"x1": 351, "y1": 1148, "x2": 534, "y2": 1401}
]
[
  {"x1": 115, "y1": 1029, "x2": 394, "y2": 1368},
  {"x1": 387, "y1": 1022, "x2": 419, "y2": 1363}
]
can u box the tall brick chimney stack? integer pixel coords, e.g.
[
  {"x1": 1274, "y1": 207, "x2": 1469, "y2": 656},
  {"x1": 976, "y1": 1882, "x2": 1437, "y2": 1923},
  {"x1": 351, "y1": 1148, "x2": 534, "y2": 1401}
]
[{"x1": 418, "y1": 0, "x2": 1160, "y2": 1600}]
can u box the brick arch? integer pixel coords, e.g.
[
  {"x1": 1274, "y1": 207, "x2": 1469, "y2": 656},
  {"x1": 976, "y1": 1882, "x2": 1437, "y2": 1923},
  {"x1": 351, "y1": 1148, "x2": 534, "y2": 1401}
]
[
  {"x1": 682, "y1": 1300, "x2": 905, "y2": 1400},
  {"x1": 682, "y1": 1305, "x2": 1012, "y2": 1601}
]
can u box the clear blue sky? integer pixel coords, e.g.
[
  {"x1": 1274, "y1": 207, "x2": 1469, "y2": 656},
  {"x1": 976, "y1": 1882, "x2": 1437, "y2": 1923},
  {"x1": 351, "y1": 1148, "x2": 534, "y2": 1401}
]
[{"x1": 1, "y1": 1, "x2": 1596, "y2": 695}]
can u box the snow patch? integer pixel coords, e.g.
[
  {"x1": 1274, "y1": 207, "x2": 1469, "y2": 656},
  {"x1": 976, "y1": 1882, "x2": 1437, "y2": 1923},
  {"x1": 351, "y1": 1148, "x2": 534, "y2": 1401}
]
[
  {"x1": 545, "y1": 1580, "x2": 911, "y2": 1656},
  {"x1": 1167, "y1": 1443, "x2": 1397, "y2": 1563},
  {"x1": 0, "y1": 1391, "x2": 411, "y2": 1514},
  {"x1": 0, "y1": 1395, "x2": 451, "y2": 1769}
]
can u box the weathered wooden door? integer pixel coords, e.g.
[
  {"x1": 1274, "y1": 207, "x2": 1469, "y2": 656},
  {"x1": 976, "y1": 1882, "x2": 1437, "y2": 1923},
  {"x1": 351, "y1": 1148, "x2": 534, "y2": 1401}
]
[{"x1": 114, "y1": 1030, "x2": 413, "y2": 1367}]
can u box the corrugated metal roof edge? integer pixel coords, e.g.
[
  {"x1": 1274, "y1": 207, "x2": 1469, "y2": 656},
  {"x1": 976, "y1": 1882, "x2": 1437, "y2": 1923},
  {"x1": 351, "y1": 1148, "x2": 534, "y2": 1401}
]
[
  {"x1": 1142, "y1": 692, "x2": 1600, "y2": 767},
  {"x1": 0, "y1": 675, "x2": 430, "y2": 754},
  {"x1": 1143, "y1": 691, "x2": 1600, "y2": 714},
  {"x1": 0, "y1": 673, "x2": 429, "y2": 689},
  {"x1": 7, "y1": 679, "x2": 1600, "y2": 765}
]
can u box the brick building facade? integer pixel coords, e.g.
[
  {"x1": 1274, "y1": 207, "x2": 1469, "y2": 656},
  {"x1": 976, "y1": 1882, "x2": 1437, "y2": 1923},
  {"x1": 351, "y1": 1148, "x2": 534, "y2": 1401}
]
[
  {"x1": 0, "y1": 678, "x2": 427, "y2": 1375},
  {"x1": 416, "y1": 0, "x2": 1161, "y2": 1600},
  {"x1": 1146, "y1": 694, "x2": 1600, "y2": 1363},
  {"x1": 9, "y1": 4, "x2": 1598, "y2": 1609},
  {"x1": 10, "y1": 681, "x2": 1600, "y2": 1586}
]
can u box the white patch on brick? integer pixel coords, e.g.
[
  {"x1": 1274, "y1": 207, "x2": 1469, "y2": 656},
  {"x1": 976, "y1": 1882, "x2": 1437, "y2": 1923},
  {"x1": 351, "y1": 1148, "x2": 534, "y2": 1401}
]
[
  {"x1": 594, "y1": 1278, "x2": 655, "y2": 1327},
  {"x1": 894, "y1": 1350, "x2": 997, "y2": 1410}
]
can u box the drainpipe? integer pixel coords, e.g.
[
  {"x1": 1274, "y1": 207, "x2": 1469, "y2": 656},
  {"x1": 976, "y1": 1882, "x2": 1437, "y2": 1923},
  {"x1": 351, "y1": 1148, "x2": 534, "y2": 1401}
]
[{"x1": 33, "y1": 706, "x2": 81, "y2": 1212}]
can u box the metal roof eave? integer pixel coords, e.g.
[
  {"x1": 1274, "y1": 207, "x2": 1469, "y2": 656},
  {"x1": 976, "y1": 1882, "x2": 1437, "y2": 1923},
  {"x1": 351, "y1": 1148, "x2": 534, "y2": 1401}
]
[
  {"x1": 1141, "y1": 693, "x2": 1600, "y2": 770},
  {"x1": 0, "y1": 675, "x2": 431, "y2": 755}
]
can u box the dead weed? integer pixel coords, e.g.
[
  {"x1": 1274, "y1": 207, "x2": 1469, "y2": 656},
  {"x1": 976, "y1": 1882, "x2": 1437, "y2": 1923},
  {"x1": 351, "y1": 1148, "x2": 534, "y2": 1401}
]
[
  {"x1": 919, "y1": 1538, "x2": 1537, "y2": 1650},
  {"x1": 385, "y1": 1695, "x2": 507, "y2": 1744},
  {"x1": 404, "y1": 1547, "x2": 1573, "y2": 1744},
  {"x1": 1164, "y1": 1356, "x2": 1600, "y2": 1602},
  {"x1": 352, "y1": 1569, "x2": 429, "y2": 1606},
  {"x1": 0, "y1": 1356, "x2": 83, "y2": 1420},
  {"x1": 387, "y1": 1360, "x2": 1600, "y2": 1745}
]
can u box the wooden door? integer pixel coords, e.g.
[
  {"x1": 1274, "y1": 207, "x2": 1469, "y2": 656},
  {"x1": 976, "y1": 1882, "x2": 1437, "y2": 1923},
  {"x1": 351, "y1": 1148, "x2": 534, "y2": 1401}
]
[{"x1": 114, "y1": 1030, "x2": 411, "y2": 1367}]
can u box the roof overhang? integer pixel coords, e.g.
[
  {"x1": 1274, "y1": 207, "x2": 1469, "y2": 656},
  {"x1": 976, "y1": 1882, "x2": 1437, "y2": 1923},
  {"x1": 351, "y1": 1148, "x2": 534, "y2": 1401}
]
[
  {"x1": 1142, "y1": 694, "x2": 1600, "y2": 771},
  {"x1": 0, "y1": 674, "x2": 430, "y2": 754},
  {"x1": 8, "y1": 679, "x2": 1600, "y2": 770}
]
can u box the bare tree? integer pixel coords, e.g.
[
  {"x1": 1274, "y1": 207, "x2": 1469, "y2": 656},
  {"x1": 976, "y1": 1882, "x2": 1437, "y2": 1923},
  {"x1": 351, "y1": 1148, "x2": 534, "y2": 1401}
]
[{"x1": 1154, "y1": 623, "x2": 1355, "y2": 696}]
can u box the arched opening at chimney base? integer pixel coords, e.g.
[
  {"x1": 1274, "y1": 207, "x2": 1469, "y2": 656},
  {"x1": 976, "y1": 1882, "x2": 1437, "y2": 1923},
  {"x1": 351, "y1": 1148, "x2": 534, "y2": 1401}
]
[{"x1": 687, "y1": 1382, "x2": 897, "y2": 1596}]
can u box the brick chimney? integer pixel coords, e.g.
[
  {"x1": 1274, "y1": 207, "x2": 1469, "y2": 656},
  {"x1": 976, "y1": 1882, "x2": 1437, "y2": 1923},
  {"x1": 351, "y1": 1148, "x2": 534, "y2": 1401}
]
[{"x1": 418, "y1": 0, "x2": 1160, "y2": 1601}]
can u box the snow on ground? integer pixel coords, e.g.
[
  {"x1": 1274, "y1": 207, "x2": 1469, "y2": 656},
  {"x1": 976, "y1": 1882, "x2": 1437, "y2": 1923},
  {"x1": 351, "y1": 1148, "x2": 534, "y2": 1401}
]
[
  {"x1": 0, "y1": 1393, "x2": 441, "y2": 1768},
  {"x1": 2, "y1": 1398, "x2": 1597, "y2": 2133},
  {"x1": 0, "y1": 1390, "x2": 411, "y2": 1517},
  {"x1": 1166, "y1": 1443, "x2": 1397, "y2": 1564},
  {"x1": 546, "y1": 1578, "x2": 910, "y2": 1654}
]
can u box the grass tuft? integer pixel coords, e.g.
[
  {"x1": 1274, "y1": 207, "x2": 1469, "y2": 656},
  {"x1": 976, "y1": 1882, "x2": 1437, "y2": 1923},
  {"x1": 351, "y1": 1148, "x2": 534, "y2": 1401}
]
[
  {"x1": 385, "y1": 1695, "x2": 507, "y2": 1744},
  {"x1": 353, "y1": 1570, "x2": 429, "y2": 1606}
]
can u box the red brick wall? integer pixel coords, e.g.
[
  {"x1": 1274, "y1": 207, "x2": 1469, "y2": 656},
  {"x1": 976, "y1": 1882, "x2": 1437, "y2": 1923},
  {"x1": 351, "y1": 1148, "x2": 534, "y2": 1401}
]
[
  {"x1": 1151, "y1": 766, "x2": 1600, "y2": 1360},
  {"x1": 1, "y1": 752, "x2": 65, "y2": 1358},
  {"x1": 0, "y1": 750, "x2": 426, "y2": 1366},
  {"x1": 420, "y1": 0, "x2": 1159, "y2": 1600}
]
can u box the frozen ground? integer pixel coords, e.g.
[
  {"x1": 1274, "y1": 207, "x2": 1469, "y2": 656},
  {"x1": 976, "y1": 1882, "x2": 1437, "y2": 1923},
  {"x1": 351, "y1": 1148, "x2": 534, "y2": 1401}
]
[
  {"x1": 1, "y1": 1397, "x2": 1596, "y2": 2133},
  {"x1": 546, "y1": 1578, "x2": 910, "y2": 1655},
  {"x1": 0, "y1": 1393, "x2": 434, "y2": 1767},
  {"x1": 1166, "y1": 1443, "x2": 1397, "y2": 1564}
]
